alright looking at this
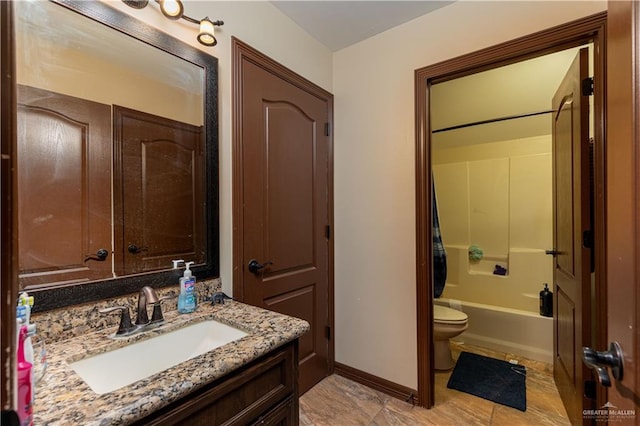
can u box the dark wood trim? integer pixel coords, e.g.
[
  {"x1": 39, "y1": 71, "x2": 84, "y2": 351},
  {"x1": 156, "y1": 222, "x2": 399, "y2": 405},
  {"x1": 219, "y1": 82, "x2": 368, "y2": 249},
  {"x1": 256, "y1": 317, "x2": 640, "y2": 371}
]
[
  {"x1": 0, "y1": 0, "x2": 17, "y2": 412},
  {"x1": 592, "y1": 7, "x2": 609, "y2": 413},
  {"x1": 231, "y1": 37, "x2": 245, "y2": 302},
  {"x1": 326, "y1": 87, "x2": 336, "y2": 375},
  {"x1": 605, "y1": 0, "x2": 639, "y2": 410},
  {"x1": 424, "y1": 12, "x2": 608, "y2": 85},
  {"x1": 334, "y1": 363, "x2": 418, "y2": 405},
  {"x1": 414, "y1": 60, "x2": 433, "y2": 408},
  {"x1": 414, "y1": 12, "x2": 607, "y2": 409},
  {"x1": 231, "y1": 37, "x2": 336, "y2": 371}
]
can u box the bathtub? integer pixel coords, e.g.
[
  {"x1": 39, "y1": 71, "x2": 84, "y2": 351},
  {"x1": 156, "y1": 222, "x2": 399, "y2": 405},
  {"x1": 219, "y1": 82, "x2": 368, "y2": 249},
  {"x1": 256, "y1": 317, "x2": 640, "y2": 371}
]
[{"x1": 435, "y1": 298, "x2": 553, "y2": 364}]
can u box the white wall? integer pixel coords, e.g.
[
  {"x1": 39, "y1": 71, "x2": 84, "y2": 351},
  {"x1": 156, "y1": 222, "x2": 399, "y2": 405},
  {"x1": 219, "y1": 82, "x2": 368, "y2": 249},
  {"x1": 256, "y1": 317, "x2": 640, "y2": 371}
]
[
  {"x1": 333, "y1": 1, "x2": 605, "y2": 389},
  {"x1": 104, "y1": 0, "x2": 333, "y2": 295}
]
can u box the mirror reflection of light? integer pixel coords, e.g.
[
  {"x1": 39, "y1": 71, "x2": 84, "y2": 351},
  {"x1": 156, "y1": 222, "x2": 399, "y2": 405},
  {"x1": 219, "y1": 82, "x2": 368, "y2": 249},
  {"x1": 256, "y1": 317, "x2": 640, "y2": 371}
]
[{"x1": 159, "y1": 0, "x2": 183, "y2": 20}]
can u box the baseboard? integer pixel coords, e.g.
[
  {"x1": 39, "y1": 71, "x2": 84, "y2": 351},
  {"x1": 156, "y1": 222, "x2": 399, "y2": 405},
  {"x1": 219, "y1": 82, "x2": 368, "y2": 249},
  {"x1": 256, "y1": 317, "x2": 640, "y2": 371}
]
[{"x1": 334, "y1": 362, "x2": 418, "y2": 405}]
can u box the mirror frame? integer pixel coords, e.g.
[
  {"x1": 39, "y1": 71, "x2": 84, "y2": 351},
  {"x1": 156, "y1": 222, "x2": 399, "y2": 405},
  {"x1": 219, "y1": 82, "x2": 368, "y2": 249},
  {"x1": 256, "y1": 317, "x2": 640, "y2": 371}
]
[{"x1": 19, "y1": 0, "x2": 219, "y2": 312}]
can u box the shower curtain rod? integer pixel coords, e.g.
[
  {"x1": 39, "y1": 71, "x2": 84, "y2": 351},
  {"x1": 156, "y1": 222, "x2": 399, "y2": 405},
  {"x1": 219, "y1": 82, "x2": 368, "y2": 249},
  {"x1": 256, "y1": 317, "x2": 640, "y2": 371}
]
[{"x1": 432, "y1": 109, "x2": 554, "y2": 134}]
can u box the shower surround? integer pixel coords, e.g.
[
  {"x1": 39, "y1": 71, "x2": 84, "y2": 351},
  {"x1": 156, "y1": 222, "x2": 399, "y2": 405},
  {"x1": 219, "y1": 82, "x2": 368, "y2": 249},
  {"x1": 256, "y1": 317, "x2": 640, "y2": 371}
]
[{"x1": 433, "y1": 134, "x2": 554, "y2": 363}]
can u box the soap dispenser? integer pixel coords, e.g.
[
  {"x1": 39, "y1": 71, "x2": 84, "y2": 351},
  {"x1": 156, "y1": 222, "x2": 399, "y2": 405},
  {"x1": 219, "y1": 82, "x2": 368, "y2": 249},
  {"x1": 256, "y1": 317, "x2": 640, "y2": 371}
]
[
  {"x1": 178, "y1": 261, "x2": 197, "y2": 314},
  {"x1": 539, "y1": 283, "x2": 553, "y2": 317}
]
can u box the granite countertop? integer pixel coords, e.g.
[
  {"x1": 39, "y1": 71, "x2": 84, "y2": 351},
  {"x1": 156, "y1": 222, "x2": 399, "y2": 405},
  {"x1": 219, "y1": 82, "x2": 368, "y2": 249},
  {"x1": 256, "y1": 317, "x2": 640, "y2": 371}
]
[{"x1": 33, "y1": 301, "x2": 310, "y2": 425}]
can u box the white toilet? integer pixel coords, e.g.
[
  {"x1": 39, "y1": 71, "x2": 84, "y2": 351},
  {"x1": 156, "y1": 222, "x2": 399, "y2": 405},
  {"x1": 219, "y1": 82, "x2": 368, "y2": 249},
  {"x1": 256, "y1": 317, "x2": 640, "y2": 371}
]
[{"x1": 433, "y1": 304, "x2": 469, "y2": 370}]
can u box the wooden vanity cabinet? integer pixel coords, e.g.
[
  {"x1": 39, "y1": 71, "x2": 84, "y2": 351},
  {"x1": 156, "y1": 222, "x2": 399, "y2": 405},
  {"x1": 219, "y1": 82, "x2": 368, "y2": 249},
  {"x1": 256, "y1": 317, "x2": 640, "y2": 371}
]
[{"x1": 136, "y1": 340, "x2": 299, "y2": 426}]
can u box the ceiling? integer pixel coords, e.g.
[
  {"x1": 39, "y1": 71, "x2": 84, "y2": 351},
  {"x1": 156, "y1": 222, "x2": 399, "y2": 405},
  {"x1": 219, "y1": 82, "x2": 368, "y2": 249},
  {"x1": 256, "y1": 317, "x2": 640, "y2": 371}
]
[{"x1": 270, "y1": 1, "x2": 454, "y2": 51}]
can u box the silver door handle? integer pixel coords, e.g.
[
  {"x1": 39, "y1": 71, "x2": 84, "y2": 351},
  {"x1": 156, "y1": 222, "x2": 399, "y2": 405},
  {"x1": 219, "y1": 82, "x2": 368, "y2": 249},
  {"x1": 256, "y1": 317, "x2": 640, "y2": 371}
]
[{"x1": 582, "y1": 342, "x2": 624, "y2": 387}]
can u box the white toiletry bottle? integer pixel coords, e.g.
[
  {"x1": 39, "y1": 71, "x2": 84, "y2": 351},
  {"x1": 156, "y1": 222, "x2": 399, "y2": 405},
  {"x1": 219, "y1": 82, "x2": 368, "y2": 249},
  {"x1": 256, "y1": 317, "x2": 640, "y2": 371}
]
[{"x1": 178, "y1": 261, "x2": 197, "y2": 314}]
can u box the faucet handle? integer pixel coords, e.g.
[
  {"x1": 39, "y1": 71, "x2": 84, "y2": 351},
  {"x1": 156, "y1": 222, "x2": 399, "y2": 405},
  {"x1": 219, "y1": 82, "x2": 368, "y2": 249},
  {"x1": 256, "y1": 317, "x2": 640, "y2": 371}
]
[
  {"x1": 149, "y1": 295, "x2": 176, "y2": 323},
  {"x1": 150, "y1": 304, "x2": 163, "y2": 324},
  {"x1": 99, "y1": 306, "x2": 136, "y2": 336},
  {"x1": 135, "y1": 303, "x2": 150, "y2": 326}
]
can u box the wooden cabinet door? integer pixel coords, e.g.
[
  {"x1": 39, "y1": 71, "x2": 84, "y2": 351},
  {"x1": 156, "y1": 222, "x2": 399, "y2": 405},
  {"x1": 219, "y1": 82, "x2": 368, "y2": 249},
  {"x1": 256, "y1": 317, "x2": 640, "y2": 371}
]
[
  {"x1": 113, "y1": 106, "x2": 205, "y2": 275},
  {"x1": 17, "y1": 85, "x2": 112, "y2": 287}
]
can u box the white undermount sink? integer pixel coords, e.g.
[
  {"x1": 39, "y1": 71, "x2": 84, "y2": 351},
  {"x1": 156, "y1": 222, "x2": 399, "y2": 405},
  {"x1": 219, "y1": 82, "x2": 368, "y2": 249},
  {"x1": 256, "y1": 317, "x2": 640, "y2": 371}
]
[{"x1": 69, "y1": 320, "x2": 248, "y2": 394}]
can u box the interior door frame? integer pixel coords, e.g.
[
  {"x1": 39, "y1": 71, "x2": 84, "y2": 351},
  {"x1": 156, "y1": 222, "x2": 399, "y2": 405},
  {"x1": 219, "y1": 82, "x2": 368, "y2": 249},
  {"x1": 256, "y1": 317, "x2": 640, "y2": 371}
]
[
  {"x1": 605, "y1": 0, "x2": 640, "y2": 410},
  {"x1": 0, "y1": 0, "x2": 17, "y2": 412},
  {"x1": 231, "y1": 38, "x2": 336, "y2": 372},
  {"x1": 414, "y1": 13, "x2": 607, "y2": 408}
]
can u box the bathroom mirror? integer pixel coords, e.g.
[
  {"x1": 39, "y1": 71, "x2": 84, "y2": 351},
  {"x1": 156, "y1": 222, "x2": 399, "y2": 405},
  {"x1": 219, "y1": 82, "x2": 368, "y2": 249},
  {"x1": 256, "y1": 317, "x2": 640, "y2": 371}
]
[{"x1": 13, "y1": 0, "x2": 219, "y2": 311}]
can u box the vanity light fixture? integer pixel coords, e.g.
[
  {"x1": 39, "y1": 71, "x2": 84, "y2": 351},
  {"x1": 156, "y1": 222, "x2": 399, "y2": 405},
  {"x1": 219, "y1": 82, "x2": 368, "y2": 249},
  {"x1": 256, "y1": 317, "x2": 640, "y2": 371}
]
[
  {"x1": 122, "y1": 0, "x2": 223, "y2": 47},
  {"x1": 196, "y1": 17, "x2": 217, "y2": 46}
]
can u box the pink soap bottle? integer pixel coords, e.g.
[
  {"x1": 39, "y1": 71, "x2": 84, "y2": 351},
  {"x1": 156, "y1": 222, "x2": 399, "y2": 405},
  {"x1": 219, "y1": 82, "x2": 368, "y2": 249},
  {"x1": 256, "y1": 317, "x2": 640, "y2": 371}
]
[{"x1": 17, "y1": 325, "x2": 33, "y2": 426}]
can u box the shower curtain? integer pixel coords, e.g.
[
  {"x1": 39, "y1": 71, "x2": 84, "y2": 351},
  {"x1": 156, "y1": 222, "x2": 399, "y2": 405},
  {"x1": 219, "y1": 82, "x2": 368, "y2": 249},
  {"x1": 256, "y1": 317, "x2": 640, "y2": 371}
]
[{"x1": 433, "y1": 179, "x2": 447, "y2": 298}]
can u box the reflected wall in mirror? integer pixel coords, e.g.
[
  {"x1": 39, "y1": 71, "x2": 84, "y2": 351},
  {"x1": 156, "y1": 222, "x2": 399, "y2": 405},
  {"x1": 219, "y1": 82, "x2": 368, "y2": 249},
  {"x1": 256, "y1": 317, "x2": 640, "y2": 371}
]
[{"x1": 13, "y1": 0, "x2": 219, "y2": 311}]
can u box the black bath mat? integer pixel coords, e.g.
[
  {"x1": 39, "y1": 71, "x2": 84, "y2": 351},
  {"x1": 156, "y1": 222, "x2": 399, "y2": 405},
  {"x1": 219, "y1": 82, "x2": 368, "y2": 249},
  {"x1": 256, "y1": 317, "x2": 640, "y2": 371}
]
[{"x1": 447, "y1": 351, "x2": 527, "y2": 411}]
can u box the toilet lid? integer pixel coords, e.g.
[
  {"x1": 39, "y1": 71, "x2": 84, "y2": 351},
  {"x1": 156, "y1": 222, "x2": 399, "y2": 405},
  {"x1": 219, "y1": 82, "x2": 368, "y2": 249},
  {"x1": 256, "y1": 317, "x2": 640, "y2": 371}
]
[{"x1": 434, "y1": 305, "x2": 468, "y2": 324}]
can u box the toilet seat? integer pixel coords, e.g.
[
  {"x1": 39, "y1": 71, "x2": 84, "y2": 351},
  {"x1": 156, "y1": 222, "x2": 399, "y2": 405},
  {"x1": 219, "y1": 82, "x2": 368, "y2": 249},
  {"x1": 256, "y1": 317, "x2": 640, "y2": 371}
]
[{"x1": 434, "y1": 305, "x2": 468, "y2": 324}]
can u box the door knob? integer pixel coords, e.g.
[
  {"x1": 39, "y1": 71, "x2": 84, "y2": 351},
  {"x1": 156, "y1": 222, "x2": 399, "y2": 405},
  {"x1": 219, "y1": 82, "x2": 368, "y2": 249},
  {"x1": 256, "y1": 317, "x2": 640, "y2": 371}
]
[
  {"x1": 128, "y1": 244, "x2": 149, "y2": 254},
  {"x1": 84, "y1": 248, "x2": 109, "y2": 262},
  {"x1": 582, "y1": 342, "x2": 624, "y2": 387},
  {"x1": 545, "y1": 249, "x2": 559, "y2": 256},
  {"x1": 247, "y1": 259, "x2": 273, "y2": 274}
]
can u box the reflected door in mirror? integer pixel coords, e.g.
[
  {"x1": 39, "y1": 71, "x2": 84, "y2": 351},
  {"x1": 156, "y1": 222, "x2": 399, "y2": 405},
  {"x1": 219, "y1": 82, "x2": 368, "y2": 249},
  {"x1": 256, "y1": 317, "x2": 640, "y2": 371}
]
[
  {"x1": 11, "y1": 0, "x2": 218, "y2": 305},
  {"x1": 17, "y1": 85, "x2": 112, "y2": 286},
  {"x1": 113, "y1": 106, "x2": 205, "y2": 275}
]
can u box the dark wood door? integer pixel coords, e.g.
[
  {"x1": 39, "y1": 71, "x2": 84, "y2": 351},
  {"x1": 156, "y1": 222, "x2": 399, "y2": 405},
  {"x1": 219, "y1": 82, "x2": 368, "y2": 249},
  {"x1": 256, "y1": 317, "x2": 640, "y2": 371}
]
[
  {"x1": 552, "y1": 48, "x2": 593, "y2": 423},
  {"x1": 113, "y1": 106, "x2": 205, "y2": 275},
  {"x1": 604, "y1": 0, "x2": 640, "y2": 416},
  {"x1": 17, "y1": 85, "x2": 112, "y2": 287},
  {"x1": 235, "y1": 41, "x2": 332, "y2": 395}
]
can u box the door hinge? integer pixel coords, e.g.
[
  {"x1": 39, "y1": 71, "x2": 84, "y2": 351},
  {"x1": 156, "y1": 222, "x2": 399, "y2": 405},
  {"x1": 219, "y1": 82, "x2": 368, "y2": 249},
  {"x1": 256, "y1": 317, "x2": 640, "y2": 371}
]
[
  {"x1": 325, "y1": 225, "x2": 331, "y2": 240},
  {"x1": 582, "y1": 77, "x2": 594, "y2": 96},
  {"x1": 325, "y1": 325, "x2": 331, "y2": 340},
  {"x1": 324, "y1": 122, "x2": 330, "y2": 136},
  {"x1": 584, "y1": 379, "x2": 597, "y2": 400}
]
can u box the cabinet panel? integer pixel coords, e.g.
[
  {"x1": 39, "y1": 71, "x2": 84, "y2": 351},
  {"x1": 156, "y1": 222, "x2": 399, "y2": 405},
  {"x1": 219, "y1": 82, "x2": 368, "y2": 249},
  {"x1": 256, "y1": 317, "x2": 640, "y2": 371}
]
[
  {"x1": 252, "y1": 397, "x2": 297, "y2": 426},
  {"x1": 139, "y1": 341, "x2": 298, "y2": 426}
]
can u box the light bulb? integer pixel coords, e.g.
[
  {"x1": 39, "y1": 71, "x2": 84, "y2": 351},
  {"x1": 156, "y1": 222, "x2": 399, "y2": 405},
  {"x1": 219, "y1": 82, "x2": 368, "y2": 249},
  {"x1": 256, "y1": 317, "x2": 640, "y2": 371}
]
[
  {"x1": 159, "y1": 0, "x2": 183, "y2": 20},
  {"x1": 197, "y1": 18, "x2": 217, "y2": 46}
]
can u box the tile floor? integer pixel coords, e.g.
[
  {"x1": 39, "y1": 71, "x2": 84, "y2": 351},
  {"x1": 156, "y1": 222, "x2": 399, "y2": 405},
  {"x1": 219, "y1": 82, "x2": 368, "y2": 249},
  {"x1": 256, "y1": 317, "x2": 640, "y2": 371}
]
[{"x1": 299, "y1": 342, "x2": 570, "y2": 425}]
